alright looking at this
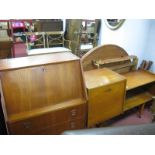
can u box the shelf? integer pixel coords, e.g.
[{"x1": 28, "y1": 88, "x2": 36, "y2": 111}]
[
  {"x1": 8, "y1": 98, "x2": 86, "y2": 123},
  {"x1": 122, "y1": 70, "x2": 155, "y2": 90},
  {"x1": 124, "y1": 92, "x2": 153, "y2": 111}
]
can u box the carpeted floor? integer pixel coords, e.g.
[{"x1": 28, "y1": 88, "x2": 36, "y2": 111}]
[
  {"x1": 102, "y1": 105, "x2": 153, "y2": 127},
  {"x1": 111, "y1": 108, "x2": 152, "y2": 126}
]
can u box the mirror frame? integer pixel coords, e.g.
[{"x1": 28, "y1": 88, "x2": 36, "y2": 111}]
[{"x1": 105, "y1": 19, "x2": 125, "y2": 30}]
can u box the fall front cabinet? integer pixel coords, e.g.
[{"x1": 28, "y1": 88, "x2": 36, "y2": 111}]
[
  {"x1": 84, "y1": 68, "x2": 126, "y2": 127},
  {"x1": 0, "y1": 52, "x2": 87, "y2": 134}
]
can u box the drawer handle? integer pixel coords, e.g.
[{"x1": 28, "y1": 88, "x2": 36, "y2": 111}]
[
  {"x1": 104, "y1": 88, "x2": 112, "y2": 92},
  {"x1": 23, "y1": 122, "x2": 31, "y2": 129},
  {"x1": 70, "y1": 109, "x2": 77, "y2": 116},
  {"x1": 70, "y1": 122, "x2": 76, "y2": 129}
]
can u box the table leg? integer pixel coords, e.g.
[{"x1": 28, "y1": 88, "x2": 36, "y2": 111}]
[
  {"x1": 138, "y1": 104, "x2": 145, "y2": 118},
  {"x1": 151, "y1": 96, "x2": 155, "y2": 122}
]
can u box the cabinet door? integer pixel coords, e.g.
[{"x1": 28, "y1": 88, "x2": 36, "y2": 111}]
[{"x1": 88, "y1": 81, "x2": 125, "y2": 127}]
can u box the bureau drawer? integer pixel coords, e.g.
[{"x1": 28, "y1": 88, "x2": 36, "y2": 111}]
[
  {"x1": 53, "y1": 103, "x2": 86, "y2": 122},
  {"x1": 8, "y1": 104, "x2": 86, "y2": 134},
  {"x1": 35, "y1": 118, "x2": 86, "y2": 135},
  {"x1": 8, "y1": 113, "x2": 53, "y2": 134},
  {"x1": 8, "y1": 118, "x2": 85, "y2": 135}
]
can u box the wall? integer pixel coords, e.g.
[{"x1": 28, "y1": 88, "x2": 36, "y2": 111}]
[
  {"x1": 99, "y1": 19, "x2": 150, "y2": 67},
  {"x1": 141, "y1": 19, "x2": 155, "y2": 72}
]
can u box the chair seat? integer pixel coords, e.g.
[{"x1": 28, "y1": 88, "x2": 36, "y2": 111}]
[{"x1": 27, "y1": 47, "x2": 71, "y2": 56}]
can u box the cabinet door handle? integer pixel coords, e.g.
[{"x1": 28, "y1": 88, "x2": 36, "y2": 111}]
[
  {"x1": 23, "y1": 122, "x2": 31, "y2": 129},
  {"x1": 104, "y1": 88, "x2": 112, "y2": 92},
  {"x1": 70, "y1": 109, "x2": 77, "y2": 116},
  {"x1": 70, "y1": 122, "x2": 76, "y2": 129}
]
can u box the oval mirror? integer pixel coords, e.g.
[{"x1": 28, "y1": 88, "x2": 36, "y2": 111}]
[{"x1": 105, "y1": 19, "x2": 125, "y2": 30}]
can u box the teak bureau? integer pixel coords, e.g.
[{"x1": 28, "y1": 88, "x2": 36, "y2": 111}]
[{"x1": 0, "y1": 52, "x2": 87, "y2": 134}]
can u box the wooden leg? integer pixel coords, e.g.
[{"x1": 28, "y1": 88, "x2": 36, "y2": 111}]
[
  {"x1": 138, "y1": 104, "x2": 145, "y2": 118},
  {"x1": 151, "y1": 96, "x2": 155, "y2": 122}
]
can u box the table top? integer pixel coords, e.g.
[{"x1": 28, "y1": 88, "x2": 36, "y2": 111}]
[
  {"x1": 0, "y1": 52, "x2": 78, "y2": 71},
  {"x1": 122, "y1": 70, "x2": 155, "y2": 90},
  {"x1": 84, "y1": 68, "x2": 126, "y2": 89}
]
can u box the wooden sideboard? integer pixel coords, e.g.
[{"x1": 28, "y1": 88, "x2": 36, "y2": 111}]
[{"x1": 0, "y1": 52, "x2": 87, "y2": 134}]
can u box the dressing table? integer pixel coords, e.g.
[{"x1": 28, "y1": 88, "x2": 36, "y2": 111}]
[{"x1": 82, "y1": 44, "x2": 155, "y2": 127}]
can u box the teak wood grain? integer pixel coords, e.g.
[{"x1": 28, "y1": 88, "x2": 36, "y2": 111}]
[
  {"x1": 122, "y1": 70, "x2": 155, "y2": 90},
  {"x1": 124, "y1": 92, "x2": 153, "y2": 111},
  {"x1": 81, "y1": 44, "x2": 131, "y2": 72},
  {"x1": 0, "y1": 52, "x2": 87, "y2": 134},
  {"x1": 8, "y1": 103, "x2": 86, "y2": 135},
  {"x1": 81, "y1": 44, "x2": 155, "y2": 126},
  {"x1": 1, "y1": 61, "x2": 85, "y2": 116},
  {"x1": 84, "y1": 68, "x2": 126, "y2": 89},
  {"x1": 0, "y1": 52, "x2": 79, "y2": 71},
  {"x1": 8, "y1": 98, "x2": 86, "y2": 123},
  {"x1": 122, "y1": 70, "x2": 155, "y2": 114},
  {"x1": 84, "y1": 68, "x2": 126, "y2": 127}
]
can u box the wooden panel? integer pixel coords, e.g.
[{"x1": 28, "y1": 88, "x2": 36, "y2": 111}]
[
  {"x1": 84, "y1": 68, "x2": 126, "y2": 89},
  {"x1": 122, "y1": 70, "x2": 155, "y2": 90},
  {"x1": 1, "y1": 61, "x2": 85, "y2": 116},
  {"x1": 0, "y1": 52, "x2": 79, "y2": 71},
  {"x1": 148, "y1": 83, "x2": 155, "y2": 96},
  {"x1": 124, "y1": 92, "x2": 152, "y2": 111},
  {"x1": 32, "y1": 118, "x2": 85, "y2": 135},
  {"x1": 44, "y1": 61, "x2": 85, "y2": 104},
  {"x1": 8, "y1": 118, "x2": 85, "y2": 135},
  {"x1": 88, "y1": 82, "x2": 125, "y2": 127},
  {"x1": 1, "y1": 66, "x2": 46, "y2": 115},
  {"x1": 45, "y1": 118, "x2": 85, "y2": 135},
  {"x1": 8, "y1": 99, "x2": 86, "y2": 123},
  {"x1": 81, "y1": 44, "x2": 130, "y2": 71},
  {"x1": 0, "y1": 52, "x2": 87, "y2": 135}
]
